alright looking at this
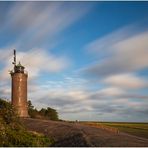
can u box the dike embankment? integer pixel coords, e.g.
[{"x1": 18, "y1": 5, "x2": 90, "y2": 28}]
[{"x1": 21, "y1": 118, "x2": 148, "y2": 147}]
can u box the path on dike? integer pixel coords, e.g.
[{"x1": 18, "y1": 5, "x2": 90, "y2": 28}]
[{"x1": 21, "y1": 118, "x2": 148, "y2": 147}]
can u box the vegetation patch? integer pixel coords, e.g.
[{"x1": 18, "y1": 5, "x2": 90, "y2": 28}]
[
  {"x1": 28, "y1": 100, "x2": 59, "y2": 120},
  {"x1": 103, "y1": 122, "x2": 148, "y2": 139},
  {"x1": 0, "y1": 98, "x2": 54, "y2": 146},
  {"x1": 81, "y1": 121, "x2": 148, "y2": 139}
]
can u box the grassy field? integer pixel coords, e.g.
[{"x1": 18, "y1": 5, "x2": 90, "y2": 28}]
[{"x1": 81, "y1": 122, "x2": 148, "y2": 139}]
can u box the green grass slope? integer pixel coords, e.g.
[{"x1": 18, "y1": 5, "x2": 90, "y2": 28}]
[{"x1": 0, "y1": 98, "x2": 54, "y2": 146}]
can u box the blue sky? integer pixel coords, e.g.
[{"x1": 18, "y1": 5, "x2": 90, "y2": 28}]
[{"x1": 0, "y1": 1, "x2": 148, "y2": 122}]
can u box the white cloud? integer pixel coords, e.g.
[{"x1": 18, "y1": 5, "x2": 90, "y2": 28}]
[
  {"x1": 82, "y1": 25, "x2": 148, "y2": 120},
  {"x1": 97, "y1": 87, "x2": 125, "y2": 96},
  {"x1": 0, "y1": 48, "x2": 69, "y2": 80},
  {"x1": 85, "y1": 27, "x2": 148, "y2": 77},
  {"x1": 0, "y1": 1, "x2": 91, "y2": 81},
  {"x1": 113, "y1": 31, "x2": 148, "y2": 71},
  {"x1": 27, "y1": 75, "x2": 91, "y2": 104},
  {"x1": 1, "y1": 71, "x2": 148, "y2": 121},
  {"x1": 0, "y1": 2, "x2": 92, "y2": 118},
  {"x1": 0, "y1": 2, "x2": 91, "y2": 49},
  {"x1": 104, "y1": 74, "x2": 147, "y2": 89},
  {"x1": 14, "y1": 72, "x2": 148, "y2": 121},
  {"x1": 86, "y1": 25, "x2": 134, "y2": 53}
]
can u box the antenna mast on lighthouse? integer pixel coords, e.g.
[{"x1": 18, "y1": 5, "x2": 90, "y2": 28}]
[
  {"x1": 12, "y1": 49, "x2": 16, "y2": 68},
  {"x1": 14, "y1": 49, "x2": 16, "y2": 65}
]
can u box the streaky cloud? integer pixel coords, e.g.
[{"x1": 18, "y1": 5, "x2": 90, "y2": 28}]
[{"x1": 84, "y1": 25, "x2": 148, "y2": 78}]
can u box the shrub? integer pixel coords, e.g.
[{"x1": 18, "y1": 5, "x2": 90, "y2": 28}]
[
  {"x1": 28, "y1": 100, "x2": 59, "y2": 120},
  {"x1": 0, "y1": 98, "x2": 53, "y2": 146}
]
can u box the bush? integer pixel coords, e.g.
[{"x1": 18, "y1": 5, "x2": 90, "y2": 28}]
[
  {"x1": 1, "y1": 128, "x2": 53, "y2": 147},
  {"x1": 0, "y1": 98, "x2": 53, "y2": 146},
  {"x1": 28, "y1": 100, "x2": 59, "y2": 120},
  {"x1": 0, "y1": 99, "x2": 18, "y2": 124}
]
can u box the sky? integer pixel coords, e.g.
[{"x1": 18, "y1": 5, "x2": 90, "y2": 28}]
[{"x1": 0, "y1": 1, "x2": 148, "y2": 122}]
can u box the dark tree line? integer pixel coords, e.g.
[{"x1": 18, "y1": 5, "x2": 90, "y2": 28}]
[{"x1": 28, "y1": 100, "x2": 59, "y2": 121}]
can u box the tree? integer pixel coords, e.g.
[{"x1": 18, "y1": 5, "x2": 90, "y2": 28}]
[
  {"x1": 27, "y1": 100, "x2": 59, "y2": 120},
  {"x1": 46, "y1": 107, "x2": 58, "y2": 121},
  {"x1": 39, "y1": 107, "x2": 59, "y2": 121},
  {"x1": 28, "y1": 100, "x2": 38, "y2": 118},
  {"x1": 28, "y1": 100, "x2": 34, "y2": 110},
  {"x1": 39, "y1": 108, "x2": 47, "y2": 116}
]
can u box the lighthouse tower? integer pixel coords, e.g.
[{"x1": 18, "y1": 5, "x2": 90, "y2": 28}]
[{"x1": 10, "y1": 50, "x2": 28, "y2": 117}]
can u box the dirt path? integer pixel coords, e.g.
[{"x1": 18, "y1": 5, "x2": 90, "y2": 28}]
[{"x1": 21, "y1": 118, "x2": 148, "y2": 147}]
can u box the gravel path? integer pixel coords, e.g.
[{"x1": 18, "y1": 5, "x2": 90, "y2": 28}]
[{"x1": 21, "y1": 118, "x2": 148, "y2": 147}]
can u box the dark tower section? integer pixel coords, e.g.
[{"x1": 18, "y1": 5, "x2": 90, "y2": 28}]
[{"x1": 10, "y1": 50, "x2": 28, "y2": 117}]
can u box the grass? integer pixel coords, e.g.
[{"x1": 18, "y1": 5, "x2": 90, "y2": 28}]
[
  {"x1": 0, "y1": 98, "x2": 54, "y2": 147},
  {"x1": 81, "y1": 121, "x2": 148, "y2": 139},
  {"x1": 103, "y1": 122, "x2": 148, "y2": 139}
]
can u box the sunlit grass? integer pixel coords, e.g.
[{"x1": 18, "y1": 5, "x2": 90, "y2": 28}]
[{"x1": 81, "y1": 121, "x2": 148, "y2": 139}]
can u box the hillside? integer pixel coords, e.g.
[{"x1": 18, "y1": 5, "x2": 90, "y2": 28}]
[
  {"x1": 0, "y1": 99, "x2": 53, "y2": 146},
  {"x1": 21, "y1": 118, "x2": 148, "y2": 147}
]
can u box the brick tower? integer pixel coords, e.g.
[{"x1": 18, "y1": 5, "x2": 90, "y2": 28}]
[{"x1": 10, "y1": 50, "x2": 28, "y2": 117}]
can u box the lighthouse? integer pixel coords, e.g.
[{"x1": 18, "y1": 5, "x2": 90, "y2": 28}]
[{"x1": 10, "y1": 50, "x2": 28, "y2": 117}]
